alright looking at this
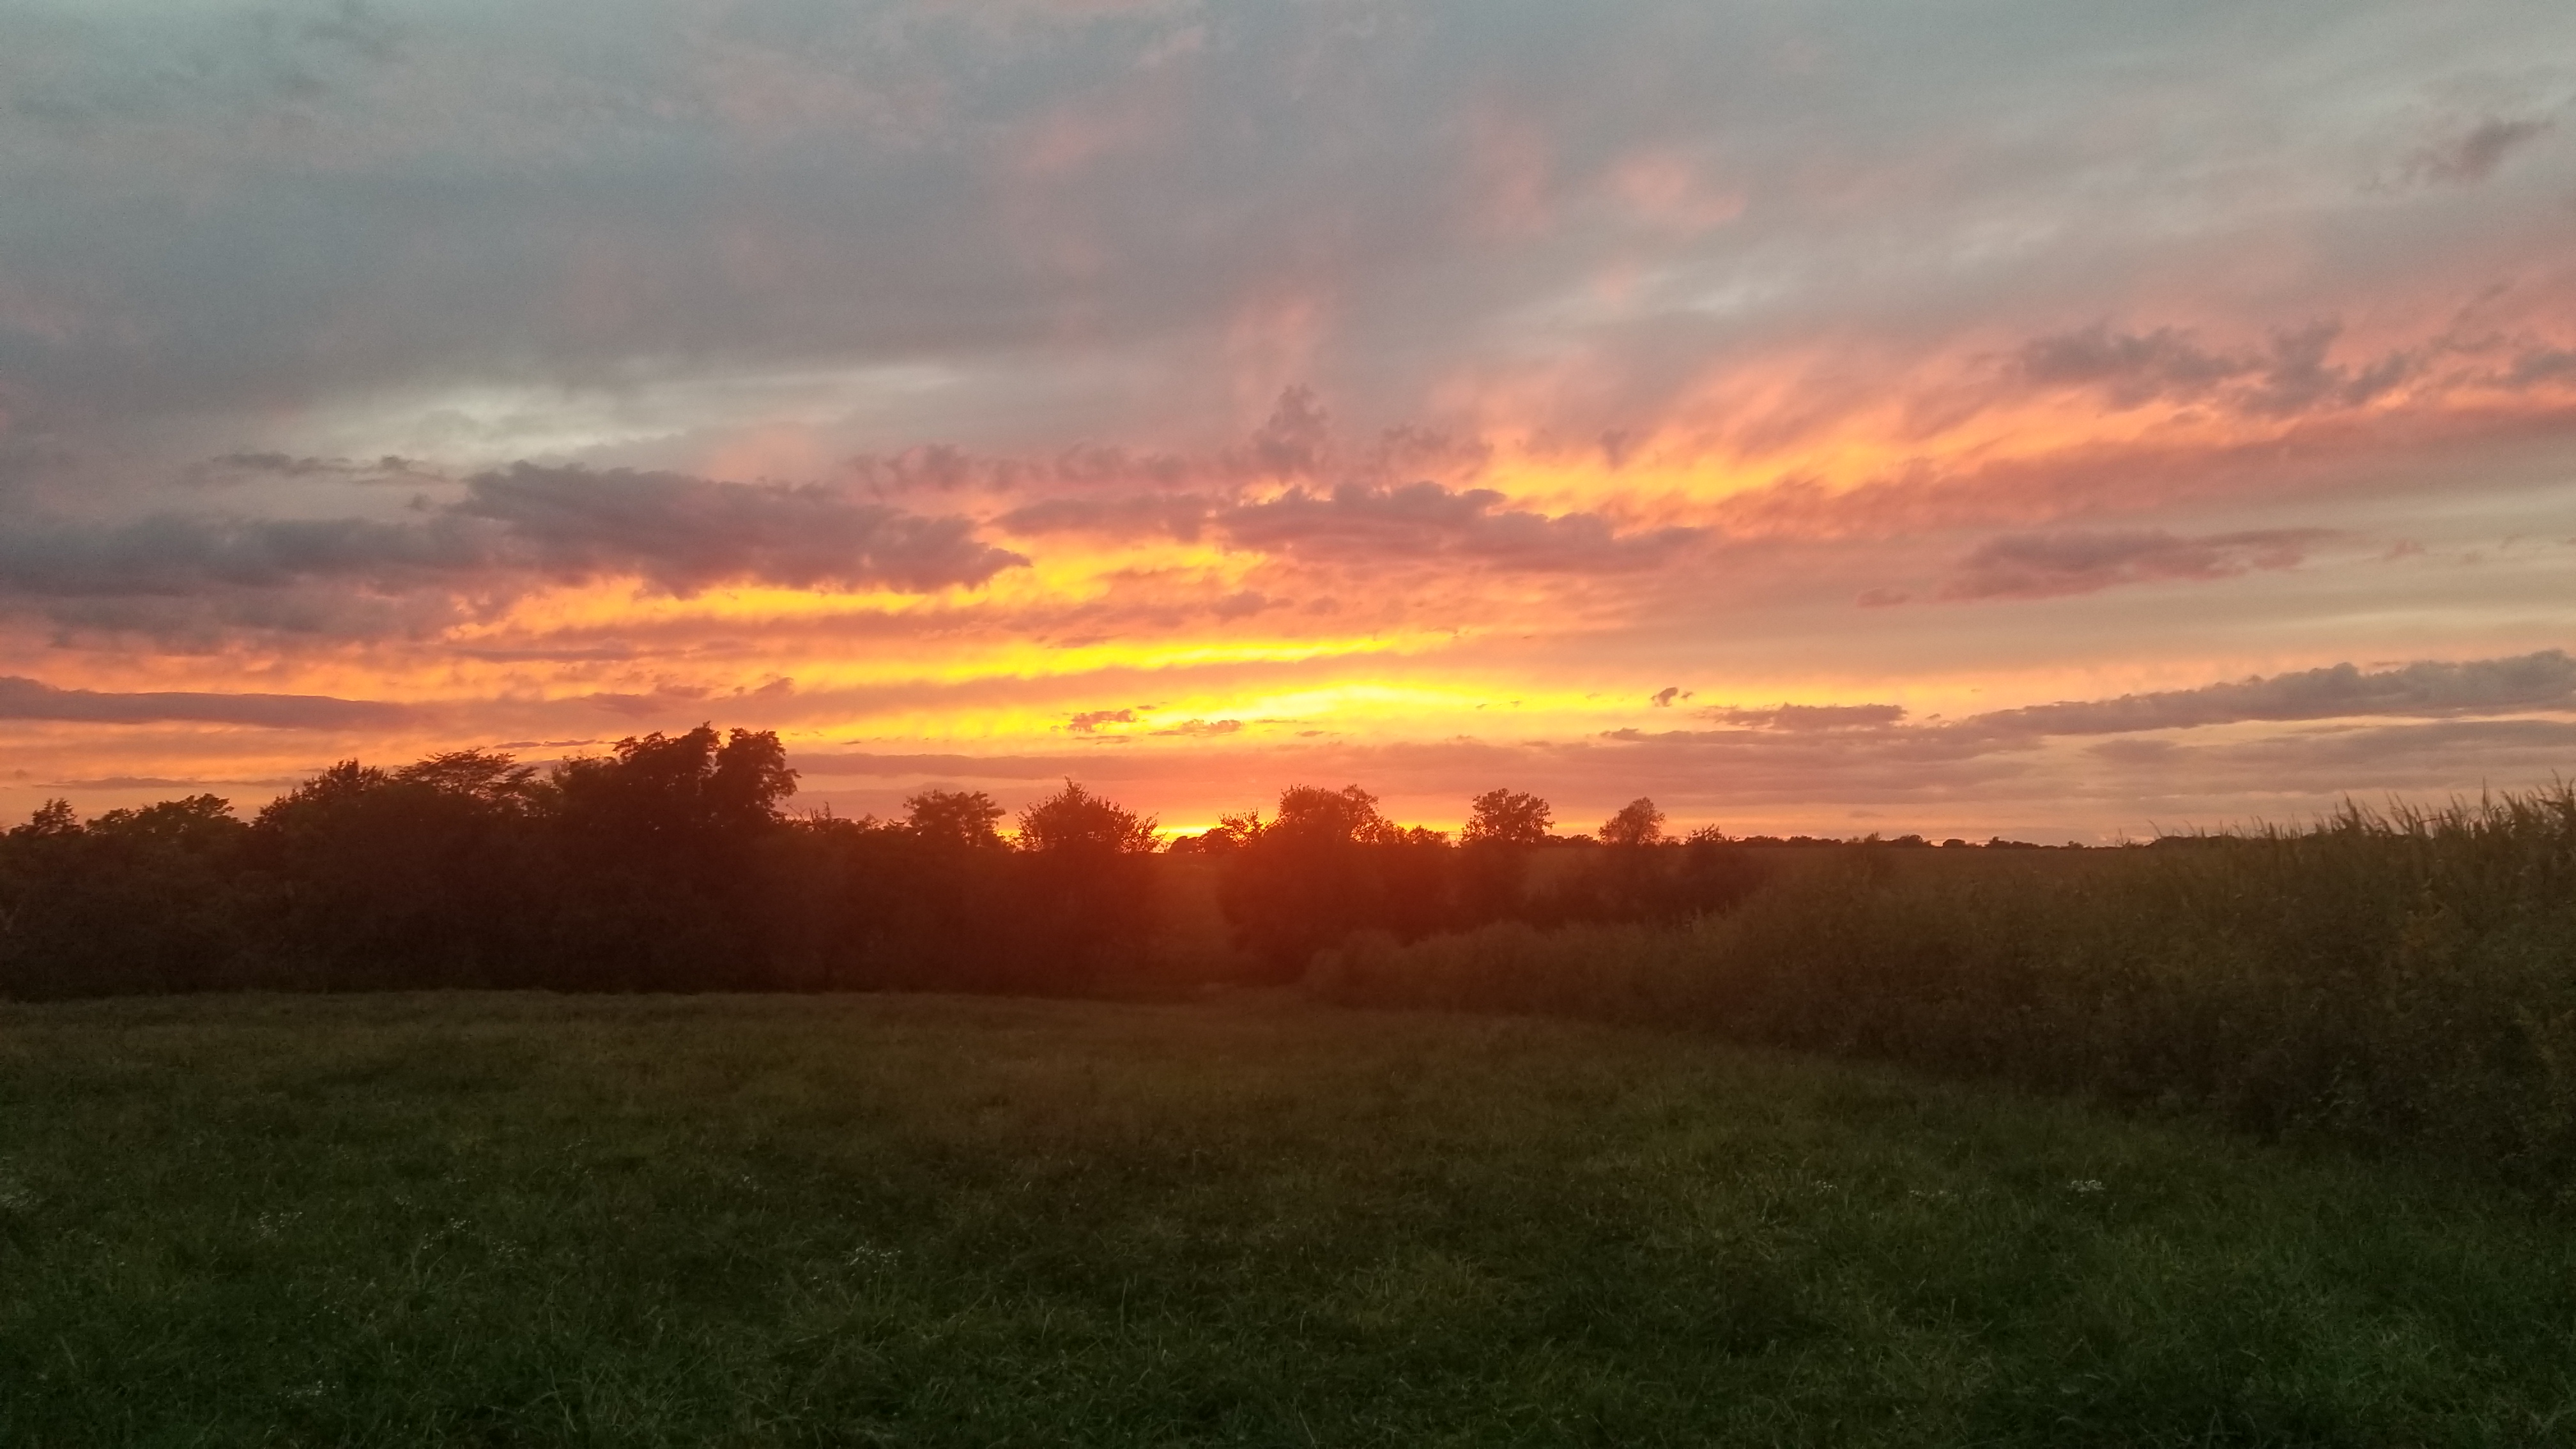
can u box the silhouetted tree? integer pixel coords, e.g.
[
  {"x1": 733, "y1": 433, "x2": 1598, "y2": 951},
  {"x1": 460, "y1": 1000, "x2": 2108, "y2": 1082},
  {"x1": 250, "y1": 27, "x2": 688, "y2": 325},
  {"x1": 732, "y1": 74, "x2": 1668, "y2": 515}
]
[
  {"x1": 251, "y1": 751, "x2": 544, "y2": 987},
  {"x1": 1016, "y1": 779, "x2": 1159, "y2": 855},
  {"x1": 1600, "y1": 797, "x2": 1667, "y2": 847},
  {"x1": 1463, "y1": 789, "x2": 1552, "y2": 845},
  {"x1": 1459, "y1": 788, "x2": 1551, "y2": 919},
  {"x1": 549, "y1": 726, "x2": 797, "y2": 987},
  {"x1": 0, "y1": 727, "x2": 1775, "y2": 1002},
  {"x1": 904, "y1": 788, "x2": 1006, "y2": 852},
  {"x1": 1218, "y1": 785, "x2": 1458, "y2": 978},
  {"x1": 1011, "y1": 781, "x2": 1161, "y2": 987},
  {"x1": 0, "y1": 795, "x2": 255, "y2": 997}
]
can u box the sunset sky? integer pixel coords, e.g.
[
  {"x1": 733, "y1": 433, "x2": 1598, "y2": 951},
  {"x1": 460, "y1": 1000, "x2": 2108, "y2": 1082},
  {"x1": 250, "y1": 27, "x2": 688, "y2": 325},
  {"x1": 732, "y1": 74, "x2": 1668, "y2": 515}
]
[{"x1": 2, "y1": 0, "x2": 2573, "y2": 839}]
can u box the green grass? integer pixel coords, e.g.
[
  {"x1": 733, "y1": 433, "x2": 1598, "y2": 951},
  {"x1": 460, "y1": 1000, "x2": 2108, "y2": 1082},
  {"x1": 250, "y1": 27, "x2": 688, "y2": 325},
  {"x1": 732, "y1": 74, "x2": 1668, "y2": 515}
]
[{"x1": 4, "y1": 993, "x2": 2573, "y2": 1446}]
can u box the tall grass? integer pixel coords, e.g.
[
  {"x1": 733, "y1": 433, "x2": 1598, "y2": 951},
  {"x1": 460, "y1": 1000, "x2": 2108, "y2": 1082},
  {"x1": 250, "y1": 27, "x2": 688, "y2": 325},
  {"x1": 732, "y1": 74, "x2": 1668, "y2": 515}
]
[{"x1": 1312, "y1": 784, "x2": 2576, "y2": 1188}]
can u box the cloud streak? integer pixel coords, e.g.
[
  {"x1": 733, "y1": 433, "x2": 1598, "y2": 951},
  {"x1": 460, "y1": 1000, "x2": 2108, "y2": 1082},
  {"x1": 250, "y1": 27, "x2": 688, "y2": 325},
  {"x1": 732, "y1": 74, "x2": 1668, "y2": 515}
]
[
  {"x1": 0, "y1": 676, "x2": 424, "y2": 730},
  {"x1": 1972, "y1": 652, "x2": 2576, "y2": 737},
  {"x1": 1216, "y1": 482, "x2": 1702, "y2": 572},
  {"x1": 0, "y1": 466, "x2": 1029, "y2": 638},
  {"x1": 1935, "y1": 529, "x2": 2331, "y2": 602}
]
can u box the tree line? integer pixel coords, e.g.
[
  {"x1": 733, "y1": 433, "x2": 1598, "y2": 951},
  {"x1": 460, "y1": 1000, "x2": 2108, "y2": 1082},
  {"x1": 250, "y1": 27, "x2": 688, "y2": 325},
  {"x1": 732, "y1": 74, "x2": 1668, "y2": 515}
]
[{"x1": 0, "y1": 726, "x2": 1767, "y2": 1000}]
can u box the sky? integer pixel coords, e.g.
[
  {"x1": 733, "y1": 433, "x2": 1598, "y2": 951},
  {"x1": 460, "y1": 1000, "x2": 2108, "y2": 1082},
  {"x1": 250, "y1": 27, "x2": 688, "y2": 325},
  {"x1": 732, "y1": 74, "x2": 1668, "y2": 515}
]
[{"x1": 1, "y1": 0, "x2": 2573, "y2": 841}]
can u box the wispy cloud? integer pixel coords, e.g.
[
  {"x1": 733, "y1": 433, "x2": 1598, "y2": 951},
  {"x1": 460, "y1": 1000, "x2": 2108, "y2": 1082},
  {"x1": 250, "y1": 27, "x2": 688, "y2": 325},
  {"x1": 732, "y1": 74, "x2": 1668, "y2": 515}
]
[
  {"x1": 1217, "y1": 482, "x2": 1701, "y2": 572},
  {"x1": 0, "y1": 466, "x2": 1028, "y2": 640},
  {"x1": 0, "y1": 676, "x2": 424, "y2": 730},
  {"x1": 1968, "y1": 652, "x2": 2576, "y2": 737},
  {"x1": 2400, "y1": 115, "x2": 2557, "y2": 187},
  {"x1": 1935, "y1": 529, "x2": 2331, "y2": 602}
]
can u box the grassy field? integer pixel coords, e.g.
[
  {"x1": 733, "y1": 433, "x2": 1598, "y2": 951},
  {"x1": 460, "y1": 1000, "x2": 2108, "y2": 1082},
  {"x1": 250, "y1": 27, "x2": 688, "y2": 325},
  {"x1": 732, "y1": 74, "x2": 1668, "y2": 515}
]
[{"x1": 4, "y1": 993, "x2": 2574, "y2": 1446}]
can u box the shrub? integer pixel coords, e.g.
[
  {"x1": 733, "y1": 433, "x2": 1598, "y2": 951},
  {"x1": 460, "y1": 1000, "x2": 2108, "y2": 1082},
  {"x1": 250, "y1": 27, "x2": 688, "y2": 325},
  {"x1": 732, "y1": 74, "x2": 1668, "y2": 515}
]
[{"x1": 1313, "y1": 787, "x2": 2576, "y2": 1187}]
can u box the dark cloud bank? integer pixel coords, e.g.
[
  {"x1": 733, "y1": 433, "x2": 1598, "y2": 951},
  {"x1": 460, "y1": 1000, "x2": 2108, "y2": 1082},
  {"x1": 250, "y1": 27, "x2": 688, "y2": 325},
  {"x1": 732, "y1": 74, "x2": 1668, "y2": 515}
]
[
  {"x1": 1005, "y1": 480, "x2": 1699, "y2": 575},
  {"x1": 1670, "y1": 652, "x2": 2576, "y2": 747},
  {"x1": 0, "y1": 676, "x2": 422, "y2": 730},
  {"x1": 0, "y1": 466, "x2": 1029, "y2": 636},
  {"x1": 1934, "y1": 528, "x2": 2333, "y2": 602}
]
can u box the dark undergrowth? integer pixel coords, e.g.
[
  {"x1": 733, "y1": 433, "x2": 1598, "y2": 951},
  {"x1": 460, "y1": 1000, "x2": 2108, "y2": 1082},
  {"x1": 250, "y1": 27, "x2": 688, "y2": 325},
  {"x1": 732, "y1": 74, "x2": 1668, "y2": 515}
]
[{"x1": 1314, "y1": 786, "x2": 2576, "y2": 1192}]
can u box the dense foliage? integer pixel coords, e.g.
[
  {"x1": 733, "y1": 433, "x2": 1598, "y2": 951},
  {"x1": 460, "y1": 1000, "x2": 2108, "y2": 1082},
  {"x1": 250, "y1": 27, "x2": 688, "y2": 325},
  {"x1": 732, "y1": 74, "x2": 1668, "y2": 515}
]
[
  {"x1": 1315, "y1": 786, "x2": 2576, "y2": 1187},
  {"x1": 0, "y1": 728, "x2": 1150, "y2": 997},
  {"x1": 0, "y1": 727, "x2": 1750, "y2": 998}
]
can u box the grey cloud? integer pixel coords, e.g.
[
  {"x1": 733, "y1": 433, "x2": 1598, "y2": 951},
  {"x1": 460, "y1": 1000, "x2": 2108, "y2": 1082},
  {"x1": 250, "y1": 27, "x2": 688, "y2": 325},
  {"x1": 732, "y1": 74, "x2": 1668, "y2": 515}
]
[
  {"x1": 2085, "y1": 738, "x2": 2179, "y2": 765},
  {"x1": 2506, "y1": 346, "x2": 2576, "y2": 385},
  {"x1": 1938, "y1": 528, "x2": 2329, "y2": 602},
  {"x1": 459, "y1": 465, "x2": 1028, "y2": 595},
  {"x1": 791, "y1": 750, "x2": 1177, "y2": 782},
  {"x1": 2402, "y1": 116, "x2": 2555, "y2": 187},
  {"x1": 1216, "y1": 482, "x2": 1701, "y2": 572},
  {"x1": 298, "y1": 0, "x2": 405, "y2": 66},
  {"x1": 180, "y1": 452, "x2": 439, "y2": 487},
  {"x1": 985, "y1": 391, "x2": 1504, "y2": 549},
  {"x1": 586, "y1": 682, "x2": 717, "y2": 720},
  {"x1": 1246, "y1": 385, "x2": 1331, "y2": 479},
  {"x1": 997, "y1": 493, "x2": 1214, "y2": 539},
  {"x1": 0, "y1": 464, "x2": 1027, "y2": 636},
  {"x1": 0, "y1": 675, "x2": 423, "y2": 730},
  {"x1": 1704, "y1": 703, "x2": 1909, "y2": 730},
  {"x1": 2245, "y1": 322, "x2": 2414, "y2": 416},
  {"x1": 0, "y1": 512, "x2": 490, "y2": 598},
  {"x1": 1606, "y1": 652, "x2": 2576, "y2": 777},
  {"x1": 1595, "y1": 723, "x2": 2039, "y2": 797},
  {"x1": 2064, "y1": 717, "x2": 2576, "y2": 815},
  {"x1": 2014, "y1": 321, "x2": 2414, "y2": 417},
  {"x1": 20, "y1": 0, "x2": 2556, "y2": 461},
  {"x1": 1972, "y1": 651, "x2": 2576, "y2": 739},
  {"x1": 2150, "y1": 717, "x2": 2576, "y2": 775},
  {"x1": 2017, "y1": 325, "x2": 2253, "y2": 405}
]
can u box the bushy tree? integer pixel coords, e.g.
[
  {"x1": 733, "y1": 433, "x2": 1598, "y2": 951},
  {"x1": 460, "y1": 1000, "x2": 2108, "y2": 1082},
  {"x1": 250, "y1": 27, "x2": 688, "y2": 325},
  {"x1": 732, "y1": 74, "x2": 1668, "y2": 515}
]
[
  {"x1": 1600, "y1": 797, "x2": 1667, "y2": 847},
  {"x1": 1463, "y1": 788, "x2": 1552, "y2": 845},
  {"x1": 1271, "y1": 785, "x2": 1406, "y2": 845},
  {"x1": 1011, "y1": 781, "x2": 1162, "y2": 986},
  {"x1": 1016, "y1": 781, "x2": 1158, "y2": 854},
  {"x1": 1218, "y1": 785, "x2": 1454, "y2": 979},
  {"x1": 1459, "y1": 788, "x2": 1552, "y2": 919},
  {"x1": 0, "y1": 796, "x2": 255, "y2": 997},
  {"x1": 548, "y1": 726, "x2": 797, "y2": 986},
  {"x1": 252, "y1": 751, "x2": 544, "y2": 986},
  {"x1": 904, "y1": 788, "x2": 1006, "y2": 851},
  {"x1": 554, "y1": 726, "x2": 795, "y2": 846},
  {"x1": 0, "y1": 726, "x2": 1770, "y2": 1002}
]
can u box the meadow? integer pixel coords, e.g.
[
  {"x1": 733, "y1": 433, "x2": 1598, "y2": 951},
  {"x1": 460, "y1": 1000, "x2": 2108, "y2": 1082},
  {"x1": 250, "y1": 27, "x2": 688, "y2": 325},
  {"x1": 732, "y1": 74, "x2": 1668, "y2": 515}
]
[{"x1": 7, "y1": 990, "x2": 2576, "y2": 1446}]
